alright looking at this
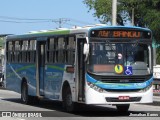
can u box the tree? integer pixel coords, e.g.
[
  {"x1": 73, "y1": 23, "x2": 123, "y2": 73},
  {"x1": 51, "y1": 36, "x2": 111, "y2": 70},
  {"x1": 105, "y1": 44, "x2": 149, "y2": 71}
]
[
  {"x1": 84, "y1": 0, "x2": 160, "y2": 63},
  {"x1": 83, "y1": 0, "x2": 160, "y2": 41}
]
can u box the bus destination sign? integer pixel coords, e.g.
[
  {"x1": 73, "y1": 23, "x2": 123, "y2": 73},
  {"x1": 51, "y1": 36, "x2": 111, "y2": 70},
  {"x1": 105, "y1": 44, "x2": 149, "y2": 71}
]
[{"x1": 90, "y1": 29, "x2": 151, "y2": 39}]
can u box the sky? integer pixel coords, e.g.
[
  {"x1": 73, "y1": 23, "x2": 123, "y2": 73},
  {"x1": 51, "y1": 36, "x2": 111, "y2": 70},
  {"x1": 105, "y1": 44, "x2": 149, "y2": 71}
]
[{"x1": 0, "y1": 0, "x2": 99, "y2": 35}]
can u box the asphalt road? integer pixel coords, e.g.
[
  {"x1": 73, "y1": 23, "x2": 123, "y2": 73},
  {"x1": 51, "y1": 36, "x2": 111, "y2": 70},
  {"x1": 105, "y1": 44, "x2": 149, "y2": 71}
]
[{"x1": 0, "y1": 88, "x2": 160, "y2": 120}]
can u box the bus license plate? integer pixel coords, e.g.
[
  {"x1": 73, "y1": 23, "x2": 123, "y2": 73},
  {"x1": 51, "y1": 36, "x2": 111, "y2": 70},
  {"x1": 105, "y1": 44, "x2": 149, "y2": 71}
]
[{"x1": 118, "y1": 96, "x2": 130, "y2": 100}]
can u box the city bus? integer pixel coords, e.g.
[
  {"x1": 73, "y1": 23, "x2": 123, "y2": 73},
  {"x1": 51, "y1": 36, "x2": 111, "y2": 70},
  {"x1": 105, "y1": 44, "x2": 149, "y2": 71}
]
[{"x1": 4, "y1": 25, "x2": 153, "y2": 112}]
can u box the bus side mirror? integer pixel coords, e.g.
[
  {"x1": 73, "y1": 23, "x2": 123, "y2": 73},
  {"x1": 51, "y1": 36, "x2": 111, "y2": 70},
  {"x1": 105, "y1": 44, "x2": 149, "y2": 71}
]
[
  {"x1": 83, "y1": 43, "x2": 89, "y2": 55},
  {"x1": 83, "y1": 43, "x2": 89, "y2": 61}
]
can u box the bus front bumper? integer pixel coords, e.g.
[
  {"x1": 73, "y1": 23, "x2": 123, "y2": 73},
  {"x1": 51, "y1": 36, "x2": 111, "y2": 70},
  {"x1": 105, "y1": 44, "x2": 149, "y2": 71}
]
[{"x1": 85, "y1": 86, "x2": 153, "y2": 104}]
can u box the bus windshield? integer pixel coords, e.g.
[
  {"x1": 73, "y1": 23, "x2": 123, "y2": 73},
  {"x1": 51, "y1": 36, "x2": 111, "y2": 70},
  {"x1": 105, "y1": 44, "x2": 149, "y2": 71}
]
[{"x1": 87, "y1": 41, "x2": 151, "y2": 75}]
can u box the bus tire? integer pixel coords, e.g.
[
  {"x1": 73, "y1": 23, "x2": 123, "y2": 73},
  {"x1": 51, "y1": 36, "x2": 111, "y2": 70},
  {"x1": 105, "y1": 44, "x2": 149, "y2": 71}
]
[
  {"x1": 63, "y1": 87, "x2": 75, "y2": 112},
  {"x1": 21, "y1": 82, "x2": 32, "y2": 104},
  {"x1": 116, "y1": 104, "x2": 130, "y2": 112}
]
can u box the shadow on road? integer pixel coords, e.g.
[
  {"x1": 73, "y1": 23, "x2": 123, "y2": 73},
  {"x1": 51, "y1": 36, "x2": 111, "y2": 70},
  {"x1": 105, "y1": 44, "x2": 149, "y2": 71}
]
[{"x1": 1, "y1": 98, "x2": 148, "y2": 117}]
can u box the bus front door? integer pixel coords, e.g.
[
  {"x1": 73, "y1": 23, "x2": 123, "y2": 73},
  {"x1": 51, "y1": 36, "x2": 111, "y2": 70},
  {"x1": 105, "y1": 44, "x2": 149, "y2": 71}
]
[
  {"x1": 36, "y1": 41, "x2": 46, "y2": 96},
  {"x1": 77, "y1": 38, "x2": 86, "y2": 101}
]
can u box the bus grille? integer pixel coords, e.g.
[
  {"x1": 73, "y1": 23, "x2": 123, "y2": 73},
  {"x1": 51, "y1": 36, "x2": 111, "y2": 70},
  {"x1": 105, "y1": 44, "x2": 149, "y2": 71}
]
[{"x1": 88, "y1": 73, "x2": 152, "y2": 83}]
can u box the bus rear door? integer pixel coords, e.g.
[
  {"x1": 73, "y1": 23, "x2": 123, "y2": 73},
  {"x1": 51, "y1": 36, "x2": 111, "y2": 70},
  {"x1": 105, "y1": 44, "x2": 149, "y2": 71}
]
[{"x1": 36, "y1": 38, "x2": 47, "y2": 97}]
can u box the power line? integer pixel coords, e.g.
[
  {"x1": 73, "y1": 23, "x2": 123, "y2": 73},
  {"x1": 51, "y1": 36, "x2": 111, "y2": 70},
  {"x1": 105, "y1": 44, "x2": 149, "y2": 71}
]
[
  {"x1": 0, "y1": 19, "x2": 51, "y2": 23},
  {"x1": 0, "y1": 16, "x2": 71, "y2": 27},
  {"x1": 52, "y1": 18, "x2": 70, "y2": 28},
  {"x1": 0, "y1": 16, "x2": 96, "y2": 27},
  {"x1": 0, "y1": 16, "x2": 52, "y2": 21},
  {"x1": 0, "y1": 16, "x2": 53, "y2": 23}
]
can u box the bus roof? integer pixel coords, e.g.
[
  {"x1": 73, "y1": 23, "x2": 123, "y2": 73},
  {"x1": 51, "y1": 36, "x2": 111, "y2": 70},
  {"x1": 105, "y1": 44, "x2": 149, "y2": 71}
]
[
  {"x1": 6, "y1": 25, "x2": 151, "y2": 40},
  {"x1": 89, "y1": 26, "x2": 151, "y2": 32},
  {"x1": 6, "y1": 27, "x2": 91, "y2": 40}
]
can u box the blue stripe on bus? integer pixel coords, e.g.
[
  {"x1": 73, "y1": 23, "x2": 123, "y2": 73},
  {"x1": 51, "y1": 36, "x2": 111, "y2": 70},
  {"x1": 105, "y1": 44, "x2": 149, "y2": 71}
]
[{"x1": 86, "y1": 73, "x2": 153, "y2": 90}]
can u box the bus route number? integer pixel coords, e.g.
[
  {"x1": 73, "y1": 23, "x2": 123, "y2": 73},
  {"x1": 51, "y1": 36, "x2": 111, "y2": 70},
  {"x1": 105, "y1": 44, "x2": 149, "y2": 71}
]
[{"x1": 98, "y1": 30, "x2": 141, "y2": 38}]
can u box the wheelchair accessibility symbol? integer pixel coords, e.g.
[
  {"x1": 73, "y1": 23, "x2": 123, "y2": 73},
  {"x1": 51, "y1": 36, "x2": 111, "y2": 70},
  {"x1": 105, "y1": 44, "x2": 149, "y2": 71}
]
[{"x1": 124, "y1": 66, "x2": 133, "y2": 75}]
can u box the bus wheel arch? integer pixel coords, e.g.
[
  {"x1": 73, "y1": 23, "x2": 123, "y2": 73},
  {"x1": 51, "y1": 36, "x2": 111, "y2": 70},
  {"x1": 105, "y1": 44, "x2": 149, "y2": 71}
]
[{"x1": 62, "y1": 81, "x2": 75, "y2": 112}]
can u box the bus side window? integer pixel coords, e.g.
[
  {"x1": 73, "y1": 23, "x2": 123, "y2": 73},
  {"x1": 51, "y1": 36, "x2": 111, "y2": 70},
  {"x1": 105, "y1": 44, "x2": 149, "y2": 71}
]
[
  {"x1": 19, "y1": 41, "x2": 23, "y2": 63},
  {"x1": 47, "y1": 36, "x2": 75, "y2": 64},
  {"x1": 15, "y1": 41, "x2": 21, "y2": 63},
  {"x1": 6, "y1": 42, "x2": 8, "y2": 62},
  {"x1": 22, "y1": 41, "x2": 29, "y2": 63},
  {"x1": 67, "y1": 37, "x2": 75, "y2": 65},
  {"x1": 7, "y1": 41, "x2": 13, "y2": 62},
  {"x1": 29, "y1": 40, "x2": 36, "y2": 63},
  {"x1": 11, "y1": 41, "x2": 15, "y2": 62},
  {"x1": 58, "y1": 37, "x2": 65, "y2": 63},
  {"x1": 48, "y1": 38, "x2": 55, "y2": 63}
]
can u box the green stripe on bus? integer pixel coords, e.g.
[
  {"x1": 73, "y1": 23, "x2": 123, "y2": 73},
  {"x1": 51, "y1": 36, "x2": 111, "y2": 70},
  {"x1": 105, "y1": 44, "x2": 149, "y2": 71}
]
[
  {"x1": 16, "y1": 65, "x2": 35, "y2": 72},
  {"x1": 6, "y1": 65, "x2": 65, "y2": 78},
  {"x1": 6, "y1": 65, "x2": 35, "y2": 78},
  {"x1": 48, "y1": 65, "x2": 66, "y2": 71},
  {"x1": 29, "y1": 30, "x2": 70, "y2": 35}
]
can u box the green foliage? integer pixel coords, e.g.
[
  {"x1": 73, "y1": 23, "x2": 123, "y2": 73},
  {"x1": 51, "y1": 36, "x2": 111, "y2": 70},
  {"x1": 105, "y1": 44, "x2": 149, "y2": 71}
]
[
  {"x1": 83, "y1": 0, "x2": 160, "y2": 63},
  {"x1": 83, "y1": 0, "x2": 112, "y2": 23},
  {"x1": 83, "y1": 0, "x2": 160, "y2": 41},
  {"x1": 156, "y1": 48, "x2": 160, "y2": 64},
  {"x1": 0, "y1": 38, "x2": 4, "y2": 47},
  {"x1": 0, "y1": 37, "x2": 4, "y2": 47}
]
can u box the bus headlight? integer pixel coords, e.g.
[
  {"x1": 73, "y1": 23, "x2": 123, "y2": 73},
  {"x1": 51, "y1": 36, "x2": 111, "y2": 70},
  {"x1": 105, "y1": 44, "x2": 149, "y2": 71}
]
[
  {"x1": 87, "y1": 82, "x2": 103, "y2": 93},
  {"x1": 139, "y1": 83, "x2": 152, "y2": 93}
]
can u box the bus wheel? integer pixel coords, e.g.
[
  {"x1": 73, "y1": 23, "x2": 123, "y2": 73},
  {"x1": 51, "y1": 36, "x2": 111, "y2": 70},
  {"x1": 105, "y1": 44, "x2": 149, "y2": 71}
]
[
  {"x1": 116, "y1": 104, "x2": 130, "y2": 112},
  {"x1": 21, "y1": 82, "x2": 31, "y2": 104},
  {"x1": 63, "y1": 87, "x2": 75, "y2": 112}
]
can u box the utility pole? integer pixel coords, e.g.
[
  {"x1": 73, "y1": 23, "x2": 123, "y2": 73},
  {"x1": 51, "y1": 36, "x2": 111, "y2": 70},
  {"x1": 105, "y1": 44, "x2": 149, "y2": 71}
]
[
  {"x1": 52, "y1": 18, "x2": 70, "y2": 28},
  {"x1": 112, "y1": 0, "x2": 117, "y2": 26}
]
